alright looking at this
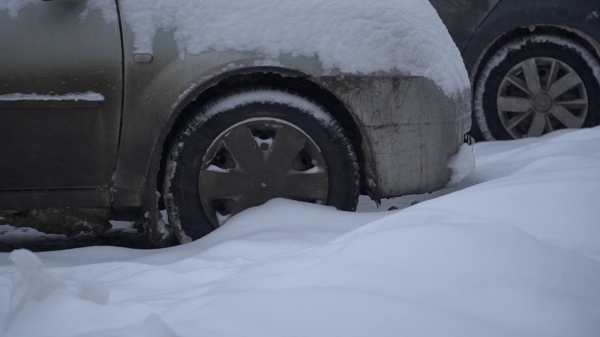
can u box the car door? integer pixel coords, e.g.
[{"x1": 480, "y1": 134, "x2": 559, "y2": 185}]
[{"x1": 0, "y1": 0, "x2": 122, "y2": 192}]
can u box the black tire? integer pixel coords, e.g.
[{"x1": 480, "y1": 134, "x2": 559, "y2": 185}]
[
  {"x1": 163, "y1": 90, "x2": 360, "y2": 242},
  {"x1": 475, "y1": 35, "x2": 600, "y2": 140}
]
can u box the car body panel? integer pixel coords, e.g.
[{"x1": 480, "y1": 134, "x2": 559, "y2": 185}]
[
  {"x1": 313, "y1": 76, "x2": 470, "y2": 198},
  {"x1": 0, "y1": 1, "x2": 122, "y2": 194},
  {"x1": 430, "y1": 0, "x2": 501, "y2": 52}
]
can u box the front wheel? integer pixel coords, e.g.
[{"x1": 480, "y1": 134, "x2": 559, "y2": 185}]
[
  {"x1": 163, "y1": 90, "x2": 360, "y2": 242},
  {"x1": 474, "y1": 35, "x2": 600, "y2": 140}
]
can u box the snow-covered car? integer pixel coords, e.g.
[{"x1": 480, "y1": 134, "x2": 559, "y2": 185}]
[
  {"x1": 0, "y1": 0, "x2": 470, "y2": 245},
  {"x1": 430, "y1": 0, "x2": 600, "y2": 140}
]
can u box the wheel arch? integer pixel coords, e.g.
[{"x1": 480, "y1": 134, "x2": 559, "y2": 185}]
[{"x1": 150, "y1": 68, "x2": 372, "y2": 211}]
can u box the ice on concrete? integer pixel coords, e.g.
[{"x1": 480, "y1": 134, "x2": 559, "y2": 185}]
[{"x1": 0, "y1": 225, "x2": 65, "y2": 241}]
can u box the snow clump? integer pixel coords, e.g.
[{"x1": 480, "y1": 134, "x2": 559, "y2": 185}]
[
  {"x1": 4, "y1": 250, "x2": 109, "y2": 332},
  {"x1": 446, "y1": 143, "x2": 476, "y2": 187}
]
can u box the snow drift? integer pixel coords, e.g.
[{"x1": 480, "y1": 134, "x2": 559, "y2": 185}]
[{"x1": 1, "y1": 127, "x2": 599, "y2": 336}]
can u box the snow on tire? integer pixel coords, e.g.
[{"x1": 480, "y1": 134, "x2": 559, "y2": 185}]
[
  {"x1": 163, "y1": 89, "x2": 360, "y2": 243},
  {"x1": 474, "y1": 35, "x2": 600, "y2": 140}
]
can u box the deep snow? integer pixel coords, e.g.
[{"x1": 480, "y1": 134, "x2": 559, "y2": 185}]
[{"x1": 1, "y1": 127, "x2": 599, "y2": 336}]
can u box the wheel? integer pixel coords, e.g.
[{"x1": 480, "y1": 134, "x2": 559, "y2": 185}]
[
  {"x1": 474, "y1": 35, "x2": 600, "y2": 140},
  {"x1": 163, "y1": 90, "x2": 360, "y2": 242}
]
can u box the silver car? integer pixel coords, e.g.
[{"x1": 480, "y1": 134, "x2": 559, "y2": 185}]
[{"x1": 0, "y1": 0, "x2": 470, "y2": 246}]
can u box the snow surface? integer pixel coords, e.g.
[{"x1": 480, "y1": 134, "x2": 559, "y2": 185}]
[
  {"x1": 1, "y1": 127, "x2": 600, "y2": 336},
  {"x1": 118, "y1": 0, "x2": 469, "y2": 97},
  {"x1": 0, "y1": 92, "x2": 105, "y2": 102}
]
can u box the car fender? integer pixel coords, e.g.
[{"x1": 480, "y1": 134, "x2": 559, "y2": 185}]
[{"x1": 112, "y1": 51, "x2": 345, "y2": 214}]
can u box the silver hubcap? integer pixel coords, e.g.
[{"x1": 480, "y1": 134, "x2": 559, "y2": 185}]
[
  {"x1": 198, "y1": 118, "x2": 329, "y2": 228},
  {"x1": 497, "y1": 57, "x2": 588, "y2": 138}
]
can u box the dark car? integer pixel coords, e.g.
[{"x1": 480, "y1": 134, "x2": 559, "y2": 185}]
[{"x1": 431, "y1": 0, "x2": 600, "y2": 140}]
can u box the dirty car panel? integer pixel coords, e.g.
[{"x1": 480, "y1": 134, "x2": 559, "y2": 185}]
[{"x1": 0, "y1": 1, "x2": 122, "y2": 196}]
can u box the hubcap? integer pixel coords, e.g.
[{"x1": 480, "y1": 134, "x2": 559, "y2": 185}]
[
  {"x1": 198, "y1": 118, "x2": 329, "y2": 227},
  {"x1": 532, "y1": 93, "x2": 552, "y2": 113},
  {"x1": 497, "y1": 57, "x2": 588, "y2": 138}
]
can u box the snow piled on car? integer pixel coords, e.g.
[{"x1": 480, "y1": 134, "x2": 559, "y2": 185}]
[
  {"x1": 0, "y1": 92, "x2": 105, "y2": 101},
  {"x1": 119, "y1": 0, "x2": 470, "y2": 97},
  {"x1": 1, "y1": 127, "x2": 600, "y2": 336}
]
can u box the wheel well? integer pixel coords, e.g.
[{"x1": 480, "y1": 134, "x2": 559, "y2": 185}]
[
  {"x1": 157, "y1": 72, "x2": 368, "y2": 207},
  {"x1": 471, "y1": 25, "x2": 600, "y2": 85}
]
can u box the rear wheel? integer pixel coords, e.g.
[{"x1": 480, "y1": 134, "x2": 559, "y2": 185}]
[
  {"x1": 474, "y1": 35, "x2": 600, "y2": 140},
  {"x1": 163, "y1": 90, "x2": 360, "y2": 242}
]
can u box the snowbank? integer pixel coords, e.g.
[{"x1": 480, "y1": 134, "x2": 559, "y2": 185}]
[
  {"x1": 1, "y1": 128, "x2": 599, "y2": 336},
  {"x1": 119, "y1": 0, "x2": 469, "y2": 96}
]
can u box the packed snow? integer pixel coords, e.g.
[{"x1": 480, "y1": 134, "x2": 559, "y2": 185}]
[
  {"x1": 0, "y1": 92, "x2": 105, "y2": 102},
  {"x1": 118, "y1": 0, "x2": 469, "y2": 96},
  {"x1": 1, "y1": 127, "x2": 599, "y2": 336}
]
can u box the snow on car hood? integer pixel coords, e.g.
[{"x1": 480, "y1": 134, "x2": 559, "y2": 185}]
[{"x1": 119, "y1": 0, "x2": 470, "y2": 97}]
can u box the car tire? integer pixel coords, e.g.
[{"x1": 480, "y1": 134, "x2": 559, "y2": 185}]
[
  {"x1": 163, "y1": 89, "x2": 360, "y2": 243},
  {"x1": 474, "y1": 35, "x2": 600, "y2": 140}
]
